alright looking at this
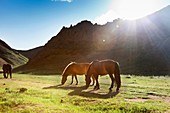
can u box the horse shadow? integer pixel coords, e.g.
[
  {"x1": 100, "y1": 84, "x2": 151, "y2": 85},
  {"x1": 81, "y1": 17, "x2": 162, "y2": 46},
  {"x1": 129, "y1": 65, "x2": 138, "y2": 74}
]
[{"x1": 43, "y1": 84, "x2": 119, "y2": 99}]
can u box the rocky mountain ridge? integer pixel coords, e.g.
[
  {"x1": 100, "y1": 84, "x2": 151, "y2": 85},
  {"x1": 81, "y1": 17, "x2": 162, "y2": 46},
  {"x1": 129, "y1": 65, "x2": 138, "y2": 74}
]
[{"x1": 15, "y1": 5, "x2": 170, "y2": 75}]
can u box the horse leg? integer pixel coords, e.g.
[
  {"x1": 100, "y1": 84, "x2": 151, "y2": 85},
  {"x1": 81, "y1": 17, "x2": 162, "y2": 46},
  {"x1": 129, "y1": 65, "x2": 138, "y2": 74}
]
[
  {"x1": 109, "y1": 74, "x2": 115, "y2": 91},
  {"x1": 94, "y1": 75, "x2": 100, "y2": 90},
  {"x1": 3, "y1": 71, "x2": 7, "y2": 79},
  {"x1": 94, "y1": 75, "x2": 97, "y2": 89},
  {"x1": 6, "y1": 71, "x2": 9, "y2": 78},
  {"x1": 70, "y1": 75, "x2": 74, "y2": 85},
  {"x1": 10, "y1": 71, "x2": 12, "y2": 79},
  {"x1": 75, "y1": 75, "x2": 78, "y2": 85},
  {"x1": 91, "y1": 76, "x2": 95, "y2": 86}
]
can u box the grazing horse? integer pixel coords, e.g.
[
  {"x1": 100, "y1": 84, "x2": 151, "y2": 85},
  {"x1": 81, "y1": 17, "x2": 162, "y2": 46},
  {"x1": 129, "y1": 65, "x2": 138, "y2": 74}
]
[
  {"x1": 85, "y1": 59, "x2": 121, "y2": 91},
  {"x1": 2, "y1": 64, "x2": 12, "y2": 79},
  {"x1": 61, "y1": 62, "x2": 95, "y2": 85}
]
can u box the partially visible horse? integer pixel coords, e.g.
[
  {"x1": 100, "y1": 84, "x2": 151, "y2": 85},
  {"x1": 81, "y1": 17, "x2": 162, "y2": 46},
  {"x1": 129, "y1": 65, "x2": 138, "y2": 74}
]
[
  {"x1": 2, "y1": 64, "x2": 12, "y2": 79},
  {"x1": 85, "y1": 59, "x2": 121, "y2": 91},
  {"x1": 61, "y1": 62, "x2": 95, "y2": 85}
]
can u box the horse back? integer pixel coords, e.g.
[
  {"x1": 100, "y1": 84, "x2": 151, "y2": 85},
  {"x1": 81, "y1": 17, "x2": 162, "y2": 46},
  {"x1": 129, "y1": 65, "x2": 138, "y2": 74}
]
[
  {"x1": 94, "y1": 60, "x2": 118, "y2": 75},
  {"x1": 71, "y1": 63, "x2": 89, "y2": 74},
  {"x1": 64, "y1": 63, "x2": 90, "y2": 75}
]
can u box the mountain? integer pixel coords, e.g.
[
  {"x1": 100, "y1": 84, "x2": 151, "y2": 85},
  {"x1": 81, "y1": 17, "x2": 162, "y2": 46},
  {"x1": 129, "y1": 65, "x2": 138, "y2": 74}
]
[
  {"x1": 17, "y1": 46, "x2": 43, "y2": 59},
  {"x1": 0, "y1": 39, "x2": 28, "y2": 69},
  {"x1": 15, "y1": 5, "x2": 170, "y2": 75}
]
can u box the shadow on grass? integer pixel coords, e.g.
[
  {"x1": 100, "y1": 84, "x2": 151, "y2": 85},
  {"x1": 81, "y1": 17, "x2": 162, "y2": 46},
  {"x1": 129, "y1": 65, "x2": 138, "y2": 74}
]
[{"x1": 43, "y1": 84, "x2": 119, "y2": 99}]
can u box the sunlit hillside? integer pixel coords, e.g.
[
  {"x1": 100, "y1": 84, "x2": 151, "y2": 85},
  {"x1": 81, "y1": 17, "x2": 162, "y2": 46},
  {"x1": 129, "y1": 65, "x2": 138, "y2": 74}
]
[{"x1": 0, "y1": 39, "x2": 28, "y2": 68}]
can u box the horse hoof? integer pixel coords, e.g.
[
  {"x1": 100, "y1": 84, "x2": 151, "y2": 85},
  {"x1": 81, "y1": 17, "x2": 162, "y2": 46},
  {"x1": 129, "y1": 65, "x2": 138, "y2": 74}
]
[
  {"x1": 85, "y1": 85, "x2": 89, "y2": 89},
  {"x1": 90, "y1": 84, "x2": 94, "y2": 86},
  {"x1": 93, "y1": 88, "x2": 98, "y2": 90},
  {"x1": 116, "y1": 89, "x2": 120, "y2": 92},
  {"x1": 96, "y1": 87, "x2": 100, "y2": 90},
  {"x1": 94, "y1": 86, "x2": 97, "y2": 89},
  {"x1": 94, "y1": 86, "x2": 100, "y2": 90},
  {"x1": 91, "y1": 83, "x2": 94, "y2": 86}
]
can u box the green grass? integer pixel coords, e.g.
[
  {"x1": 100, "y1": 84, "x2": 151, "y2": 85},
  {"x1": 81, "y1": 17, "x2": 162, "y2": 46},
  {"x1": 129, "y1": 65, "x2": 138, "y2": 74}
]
[{"x1": 0, "y1": 74, "x2": 170, "y2": 113}]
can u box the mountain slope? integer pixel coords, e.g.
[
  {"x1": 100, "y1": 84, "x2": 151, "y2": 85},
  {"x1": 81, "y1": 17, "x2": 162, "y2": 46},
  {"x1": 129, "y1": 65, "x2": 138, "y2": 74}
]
[
  {"x1": 0, "y1": 39, "x2": 28, "y2": 69},
  {"x1": 16, "y1": 6, "x2": 170, "y2": 75},
  {"x1": 17, "y1": 46, "x2": 43, "y2": 59}
]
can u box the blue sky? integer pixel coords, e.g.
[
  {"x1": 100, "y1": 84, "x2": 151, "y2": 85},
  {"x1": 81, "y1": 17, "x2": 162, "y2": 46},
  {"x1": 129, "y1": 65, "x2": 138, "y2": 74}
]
[{"x1": 0, "y1": 0, "x2": 170, "y2": 50}]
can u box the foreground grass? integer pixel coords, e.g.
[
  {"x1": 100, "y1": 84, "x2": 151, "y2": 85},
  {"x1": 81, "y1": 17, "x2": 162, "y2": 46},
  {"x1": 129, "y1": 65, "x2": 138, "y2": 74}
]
[{"x1": 0, "y1": 74, "x2": 170, "y2": 113}]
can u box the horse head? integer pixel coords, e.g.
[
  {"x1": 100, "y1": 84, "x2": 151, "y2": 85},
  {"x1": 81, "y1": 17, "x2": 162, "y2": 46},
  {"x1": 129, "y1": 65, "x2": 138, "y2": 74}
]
[
  {"x1": 85, "y1": 61, "x2": 95, "y2": 88},
  {"x1": 85, "y1": 74, "x2": 91, "y2": 88},
  {"x1": 61, "y1": 74, "x2": 67, "y2": 85}
]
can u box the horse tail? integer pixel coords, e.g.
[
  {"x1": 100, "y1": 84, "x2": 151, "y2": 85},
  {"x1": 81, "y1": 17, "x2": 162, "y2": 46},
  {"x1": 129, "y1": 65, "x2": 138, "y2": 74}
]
[{"x1": 115, "y1": 62, "x2": 121, "y2": 90}]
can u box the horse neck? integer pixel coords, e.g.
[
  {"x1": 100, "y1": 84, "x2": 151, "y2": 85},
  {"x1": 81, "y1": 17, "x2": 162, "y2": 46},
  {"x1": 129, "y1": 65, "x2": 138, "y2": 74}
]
[
  {"x1": 85, "y1": 64, "x2": 90, "y2": 72},
  {"x1": 62, "y1": 68, "x2": 69, "y2": 77},
  {"x1": 87, "y1": 67, "x2": 92, "y2": 78}
]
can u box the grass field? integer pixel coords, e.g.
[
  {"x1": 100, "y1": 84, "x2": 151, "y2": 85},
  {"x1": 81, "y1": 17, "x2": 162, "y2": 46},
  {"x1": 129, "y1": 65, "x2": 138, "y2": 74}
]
[{"x1": 0, "y1": 74, "x2": 170, "y2": 113}]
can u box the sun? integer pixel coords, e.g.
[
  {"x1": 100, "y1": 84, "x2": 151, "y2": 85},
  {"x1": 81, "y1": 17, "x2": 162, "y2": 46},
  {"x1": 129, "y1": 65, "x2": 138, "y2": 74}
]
[{"x1": 111, "y1": 0, "x2": 162, "y2": 20}]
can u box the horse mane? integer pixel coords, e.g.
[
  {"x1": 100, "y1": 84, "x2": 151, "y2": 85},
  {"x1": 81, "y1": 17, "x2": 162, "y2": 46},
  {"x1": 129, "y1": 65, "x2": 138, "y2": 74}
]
[
  {"x1": 87, "y1": 60, "x2": 98, "y2": 75},
  {"x1": 62, "y1": 62, "x2": 76, "y2": 75},
  {"x1": 68, "y1": 62, "x2": 76, "y2": 65},
  {"x1": 92, "y1": 60, "x2": 99, "y2": 63}
]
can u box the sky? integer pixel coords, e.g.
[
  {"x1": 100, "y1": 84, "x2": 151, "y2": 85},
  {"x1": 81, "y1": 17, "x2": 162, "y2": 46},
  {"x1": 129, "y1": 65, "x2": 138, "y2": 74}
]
[{"x1": 0, "y1": 0, "x2": 170, "y2": 50}]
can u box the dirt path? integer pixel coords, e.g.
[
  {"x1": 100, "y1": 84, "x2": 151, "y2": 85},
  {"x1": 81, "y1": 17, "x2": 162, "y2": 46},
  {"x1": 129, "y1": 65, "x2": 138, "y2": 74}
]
[{"x1": 125, "y1": 95, "x2": 170, "y2": 105}]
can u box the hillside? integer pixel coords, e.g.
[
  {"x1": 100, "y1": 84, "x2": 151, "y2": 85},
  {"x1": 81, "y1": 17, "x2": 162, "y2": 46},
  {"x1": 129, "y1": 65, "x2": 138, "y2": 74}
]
[
  {"x1": 15, "y1": 6, "x2": 170, "y2": 75},
  {"x1": 0, "y1": 39, "x2": 28, "y2": 69},
  {"x1": 17, "y1": 46, "x2": 43, "y2": 59}
]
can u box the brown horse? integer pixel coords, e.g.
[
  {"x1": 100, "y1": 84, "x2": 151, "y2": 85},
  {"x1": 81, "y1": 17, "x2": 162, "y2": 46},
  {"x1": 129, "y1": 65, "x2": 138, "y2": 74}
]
[
  {"x1": 2, "y1": 64, "x2": 12, "y2": 79},
  {"x1": 61, "y1": 62, "x2": 95, "y2": 85},
  {"x1": 85, "y1": 59, "x2": 121, "y2": 91}
]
